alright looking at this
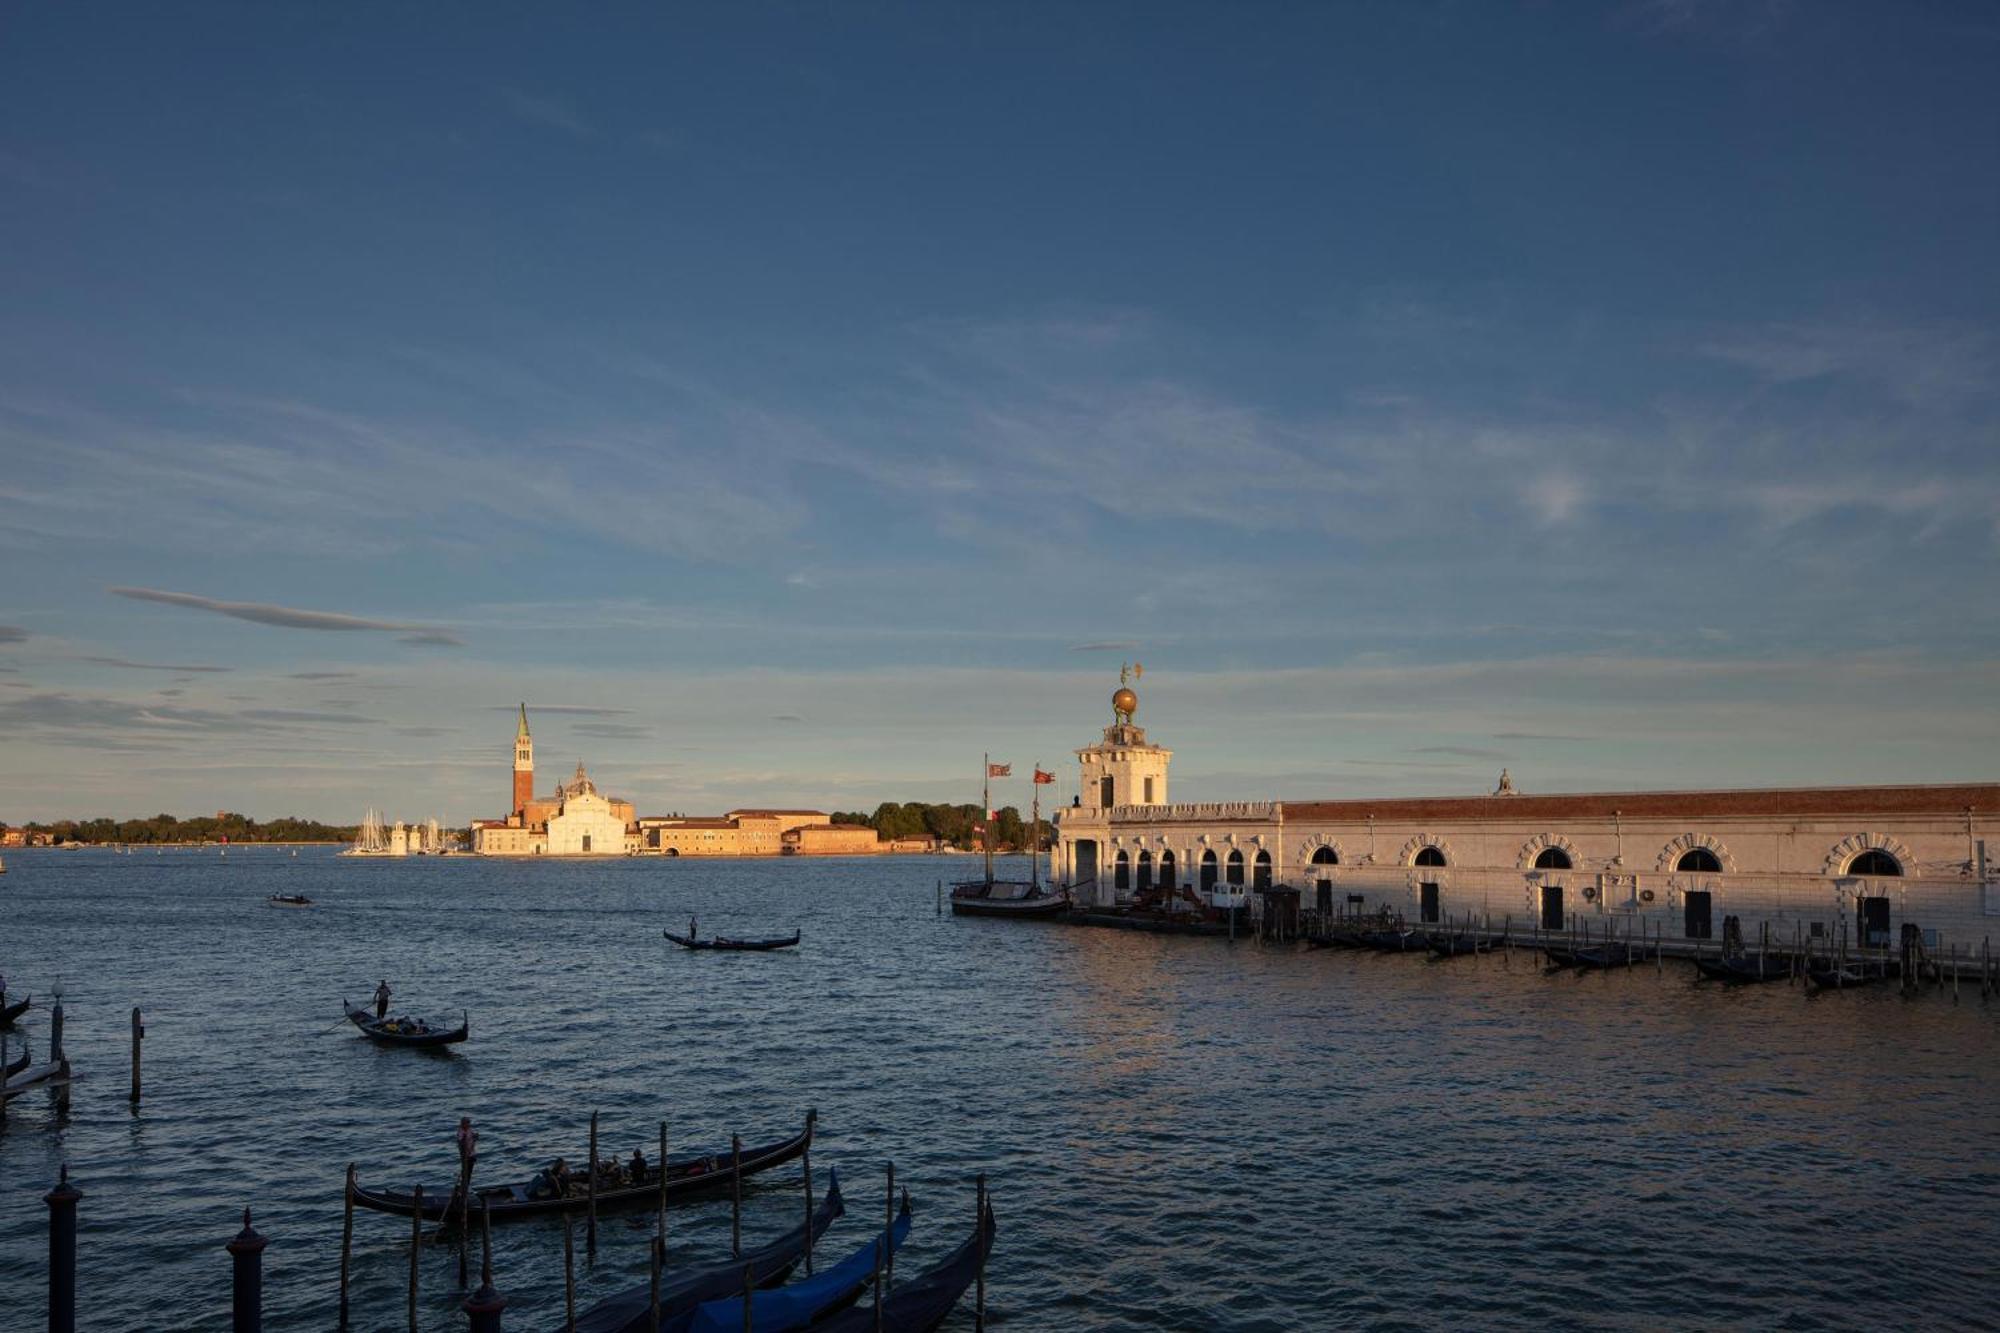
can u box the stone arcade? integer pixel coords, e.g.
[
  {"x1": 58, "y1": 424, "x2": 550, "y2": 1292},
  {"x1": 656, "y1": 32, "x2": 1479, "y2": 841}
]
[{"x1": 1052, "y1": 680, "x2": 2000, "y2": 949}]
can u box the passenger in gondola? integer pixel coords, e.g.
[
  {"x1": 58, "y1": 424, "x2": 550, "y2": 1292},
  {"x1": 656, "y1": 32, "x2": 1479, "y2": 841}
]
[
  {"x1": 629, "y1": 1148, "x2": 647, "y2": 1183},
  {"x1": 529, "y1": 1157, "x2": 571, "y2": 1200},
  {"x1": 374, "y1": 979, "x2": 392, "y2": 1020}
]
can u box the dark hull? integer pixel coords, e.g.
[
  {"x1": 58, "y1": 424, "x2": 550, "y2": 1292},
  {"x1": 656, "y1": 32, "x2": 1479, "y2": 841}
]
[
  {"x1": 687, "y1": 1196, "x2": 910, "y2": 1333},
  {"x1": 664, "y1": 930, "x2": 801, "y2": 952},
  {"x1": 354, "y1": 1121, "x2": 814, "y2": 1220},
  {"x1": 344, "y1": 1002, "x2": 469, "y2": 1047},
  {"x1": 1571, "y1": 945, "x2": 1639, "y2": 970},
  {"x1": 808, "y1": 1200, "x2": 996, "y2": 1333},
  {"x1": 1427, "y1": 935, "x2": 1492, "y2": 959},
  {"x1": 1, "y1": 995, "x2": 29, "y2": 1027},
  {"x1": 1692, "y1": 954, "x2": 1796, "y2": 984},
  {"x1": 950, "y1": 896, "x2": 1069, "y2": 918},
  {"x1": 1358, "y1": 930, "x2": 1424, "y2": 952},
  {"x1": 1807, "y1": 959, "x2": 1902, "y2": 992},
  {"x1": 575, "y1": 1171, "x2": 846, "y2": 1333},
  {"x1": 949, "y1": 879, "x2": 1069, "y2": 918},
  {"x1": 3, "y1": 1049, "x2": 29, "y2": 1080}
]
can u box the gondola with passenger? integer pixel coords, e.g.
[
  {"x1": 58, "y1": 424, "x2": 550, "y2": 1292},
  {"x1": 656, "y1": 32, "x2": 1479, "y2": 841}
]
[
  {"x1": 352, "y1": 1114, "x2": 816, "y2": 1221},
  {"x1": 663, "y1": 929, "x2": 802, "y2": 952},
  {"x1": 1, "y1": 993, "x2": 30, "y2": 1027},
  {"x1": 343, "y1": 1000, "x2": 469, "y2": 1047}
]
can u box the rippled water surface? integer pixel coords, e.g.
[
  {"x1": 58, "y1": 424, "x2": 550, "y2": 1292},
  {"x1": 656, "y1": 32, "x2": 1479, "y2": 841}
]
[{"x1": 2, "y1": 849, "x2": 1998, "y2": 1330}]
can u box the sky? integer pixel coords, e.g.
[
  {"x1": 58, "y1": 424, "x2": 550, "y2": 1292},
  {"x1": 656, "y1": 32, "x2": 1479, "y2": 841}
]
[{"x1": 3, "y1": 1, "x2": 1998, "y2": 824}]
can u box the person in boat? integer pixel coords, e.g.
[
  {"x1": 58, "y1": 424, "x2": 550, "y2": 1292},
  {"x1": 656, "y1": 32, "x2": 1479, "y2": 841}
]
[
  {"x1": 687, "y1": 915, "x2": 697, "y2": 940},
  {"x1": 529, "y1": 1157, "x2": 571, "y2": 1200},
  {"x1": 374, "y1": 979, "x2": 392, "y2": 1021},
  {"x1": 629, "y1": 1147, "x2": 646, "y2": 1183},
  {"x1": 456, "y1": 1116, "x2": 478, "y2": 1176}
]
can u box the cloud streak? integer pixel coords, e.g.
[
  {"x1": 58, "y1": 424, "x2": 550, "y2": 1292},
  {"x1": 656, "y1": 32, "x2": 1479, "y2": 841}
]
[
  {"x1": 80, "y1": 655, "x2": 233, "y2": 673},
  {"x1": 110, "y1": 586, "x2": 462, "y2": 645}
]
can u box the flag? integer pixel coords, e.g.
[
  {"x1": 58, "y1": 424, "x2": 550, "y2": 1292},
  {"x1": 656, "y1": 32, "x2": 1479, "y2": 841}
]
[
  {"x1": 1033, "y1": 768, "x2": 1055, "y2": 785},
  {"x1": 987, "y1": 762, "x2": 1011, "y2": 777}
]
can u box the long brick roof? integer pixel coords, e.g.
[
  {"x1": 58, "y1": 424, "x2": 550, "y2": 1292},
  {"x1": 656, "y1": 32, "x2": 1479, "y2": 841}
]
[{"x1": 1281, "y1": 783, "x2": 2000, "y2": 823}]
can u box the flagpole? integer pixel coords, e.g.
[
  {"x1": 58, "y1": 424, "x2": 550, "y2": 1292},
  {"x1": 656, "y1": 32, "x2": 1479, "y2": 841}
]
[
  {"x1": 982, "y1": 752, "x2": 993, "y2": 885},
  {"x1": 1031, "y1": 763, "x2": 1040, "y2": 891}
]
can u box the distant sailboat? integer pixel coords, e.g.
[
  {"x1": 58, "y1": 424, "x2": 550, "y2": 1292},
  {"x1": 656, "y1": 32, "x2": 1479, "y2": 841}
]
[{"x1": 342, "y1": 808, "x2": 393, "y2": 857}]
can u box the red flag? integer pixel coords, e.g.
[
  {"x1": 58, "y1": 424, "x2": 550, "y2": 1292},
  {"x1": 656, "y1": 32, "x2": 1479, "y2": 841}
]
[
  {"x1": 987, "y1": 763, "x2": 1011, "y2": 778},
  {"x1": 1033, "y1": 768, "x2": 1055, "y2": 785}
]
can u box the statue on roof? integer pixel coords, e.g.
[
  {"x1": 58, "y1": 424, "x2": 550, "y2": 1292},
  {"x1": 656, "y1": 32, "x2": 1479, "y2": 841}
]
[{"x1": 1494, "y1": 768, "x2": 1518, "y2": 796}]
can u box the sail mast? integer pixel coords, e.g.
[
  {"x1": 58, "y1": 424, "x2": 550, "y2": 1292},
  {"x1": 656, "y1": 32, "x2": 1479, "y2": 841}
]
[
  {"x1": 982, "y1": 752, "x2": 993, "y2": 884},
  {"x1": 1030, "y1": 763, "x2": 1040, "y2": 890}
]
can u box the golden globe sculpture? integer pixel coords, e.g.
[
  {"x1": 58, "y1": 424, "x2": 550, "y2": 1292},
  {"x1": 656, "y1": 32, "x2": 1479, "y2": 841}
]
[{"x1": 1112, "y1": 686, "x2": 1138, "y2": 722}]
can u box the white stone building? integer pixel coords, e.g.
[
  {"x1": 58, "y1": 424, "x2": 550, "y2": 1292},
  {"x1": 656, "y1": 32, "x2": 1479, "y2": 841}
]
[{"x1": 1053, "y1": 683, "x2": 2000, "y2": 952}]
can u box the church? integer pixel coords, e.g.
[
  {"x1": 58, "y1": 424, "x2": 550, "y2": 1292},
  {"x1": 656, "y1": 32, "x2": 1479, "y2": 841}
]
[
  {"x1": 470, "y1": 706, "x2": 639, "y2": 856},
  {"x1": 1051, "y1": 675, "x2": 2000, "y2": 950}
]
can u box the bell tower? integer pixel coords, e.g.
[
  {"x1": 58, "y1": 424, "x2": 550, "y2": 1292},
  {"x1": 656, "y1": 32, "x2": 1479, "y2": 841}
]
[{"x1": 512, "y1": 703, "x2": 534, "y2": 815}]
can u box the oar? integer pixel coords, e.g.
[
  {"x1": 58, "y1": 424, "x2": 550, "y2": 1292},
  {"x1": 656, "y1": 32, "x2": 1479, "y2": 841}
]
[{"x1": 319, "y1": 1008, "x2": 357, "y2": 1036}]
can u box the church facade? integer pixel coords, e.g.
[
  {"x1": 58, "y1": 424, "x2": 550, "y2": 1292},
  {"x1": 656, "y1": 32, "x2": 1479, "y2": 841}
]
[{"x1": 1052, "y1": 680, "x2": 2000, "y2": 950}]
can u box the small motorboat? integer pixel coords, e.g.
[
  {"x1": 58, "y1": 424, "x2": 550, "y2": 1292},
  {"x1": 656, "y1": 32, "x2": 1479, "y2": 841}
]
[
  {"x1": 267, "y1": 893, "x2": 314, "y2": 908},
  {"x1": 664, "y1": 929, "x2": 801, "y2": 952}
]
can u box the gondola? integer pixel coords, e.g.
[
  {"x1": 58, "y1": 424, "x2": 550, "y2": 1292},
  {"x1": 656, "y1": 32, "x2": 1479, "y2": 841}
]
[
  {"x1": 267, "y1": 893, "x2": 314, "y2": 908},
  {"x1": 574, "y1": 1171, "x2": 847, "y2": 1333},
  {"x1": 1806, "y1": 957, "x2": 1901, "y2": 992},
  {"x1": 3, "y1": 1047, "x2": 31, "y2": 1081},
  {"x1": 663, "y1": 929, "x2": 801, "y2": 952},
  {"x1": 1692, "y1": 952, "x2": 1796, "y2": 984},
  {"x1": 1357, "y1": 928, "x2": 1424, "y2": 952},
  {"x1": 353, "y1": 1115, "x2": 816, "y2": 1220},
  {"x1": 686, "y1": 1190, "x2": 911, "y2": 1333},
  {"x1": 343, "y1": 1001, "x2": 469, "y2": 1048},
  {"x1": 1426, "y1": 932, "x2": 1492, "y2": 959},
  {"x1": 1, "y1": 994, "x2": 29, "y2": 1027},
  {"x1": 1570, "y1": 943, "x2": 1639, "y2": 970},
  {"x1": 806, "y1": 1196, "x2": 996, "y2": 1333}
]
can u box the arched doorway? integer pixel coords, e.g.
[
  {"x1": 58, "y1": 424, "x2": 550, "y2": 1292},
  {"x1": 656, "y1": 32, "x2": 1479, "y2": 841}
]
[
  {"x1": 1533, "y1": 847, "x2": 1572, "y2": 870},
  {"x1": 1137, "y1": 849, "x2": 1153, "y2": 892},
  {"x1": 1200, "y1": 849, "x2": 1218, "y2": 891},
  {"x1": 1226, "y1": 849, "x2": 1245, "y2": 886},
  {"x1": 1114, "y1": 850, "x2": 1130, "y2": 893},
  {"x1": 1847, "y1": 849, "x2": 1901, "y2": 945},
  {"x1": 1158, "y1": 849, "x2": 1177, "y2": 891},
  {"x1": 1310, "y1": 845, "x2": 1337, "y2": 915},
  {"x1": 1253, "y1": 849, "x2": 1272, "y2": 891},
  {"x1": 1415, "y1": 844, "x2": 1446, "y2": 924}
]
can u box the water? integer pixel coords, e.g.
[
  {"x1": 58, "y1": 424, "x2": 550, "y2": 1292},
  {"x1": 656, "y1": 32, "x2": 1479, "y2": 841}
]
[{"x1": 2, "y1": 848, "x2": 1997, "y2": 1331}]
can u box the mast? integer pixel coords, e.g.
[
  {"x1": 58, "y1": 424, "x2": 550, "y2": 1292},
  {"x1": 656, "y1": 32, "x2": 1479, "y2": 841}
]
[
  {"x1": 982, "y1": 752, "x2": 993, "y2": 884},
  {"x1": 1030, "y1": 764, "x2": 1040, "y2": 890}
]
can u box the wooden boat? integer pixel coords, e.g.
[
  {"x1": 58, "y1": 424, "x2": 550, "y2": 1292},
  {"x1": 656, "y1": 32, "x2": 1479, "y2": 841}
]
[
  {"x1": 1357, "y1": 928, "x2": 1424, "y2": 952},
  {"x1": 1692, "y1": 952, "x2": 1796, "y2": 984},
  {"x1": 1571, "y1": 943, "x2": 1639, "y2": 970},
  {"x1": 687, "y1": 1191, "x2": 911, "y2": 1332},
  {"x1": 266, "y1": 893, "x2": 314, "y2": 908},
  {"x1": 343, "y1": 1001, "x2": 468, "y2": 1048},
  {"x1": 1, "y1": 994, "x2": 30, "y2": 1027},
  {"x1": 663, "y1": 929, "x2": 802, "y2": 952},
  {"x1": 949, "y1": 879, "x2": 1070, "y2": 918},
  {"x1": 1426, "y1": 932, "x2": 1492, "y2": 959},
  {"x1": 3, "y1": 1047, "x2": 31, "y2": 1081},
  {"x1": 1806, "y1": 957, "x2": 1901, "y2": 992},
  {"x1": 352, "y1": 1115, "x2": 815, "y2": 1220},
  {"x1": 575, "y1": 1170, "x2": 847, "y2": 1333},
  {"x1": 807, "y1": 1196, "x2": 995, "y2": 1333}
]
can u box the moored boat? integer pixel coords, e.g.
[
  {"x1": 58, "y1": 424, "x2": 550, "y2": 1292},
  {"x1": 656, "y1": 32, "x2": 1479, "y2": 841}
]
[
  {"x1": 353, "y1": 1114, "x2": 816, "y2": 1221},
  {"x1": 1, "y1": 994, "x2": 30, "y2": 1027},
  {"x1": 573, "y1": 1170, "x2": 846, "y2": 1333},
  {"x1": 686, "y1": 1190, "x2": 911, "y2": 1332},
  {"x1": 343, "y1": 1000, "x2": 469, "y2": 1047},
  {"x1": 805, "y1": 1192, "x2": 996, "y2": 1333},
  {"x1": 1692, "y1": 952, "x2": 1797, "y2": 984},
  {"x1": 267, "y1": 893, "x2": 314, "y2": 908},
  {"x1": 1806, "y1": 956, "x2": 1901, "y2": 992},
  {"x1": 949, "y1": 879, "x2": 1069, "y2": 918}
]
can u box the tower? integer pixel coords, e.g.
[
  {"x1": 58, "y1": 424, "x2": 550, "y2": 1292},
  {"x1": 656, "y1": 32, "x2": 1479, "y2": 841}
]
[
  {"x1": 513, "y1": 703, "x2": 534, "y2": 814},
  {"x1": 1075, "y1": 666, "x2": 1171, "y2": 811}
]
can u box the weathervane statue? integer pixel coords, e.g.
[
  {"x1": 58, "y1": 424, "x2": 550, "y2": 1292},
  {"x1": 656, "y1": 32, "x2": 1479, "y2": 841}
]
[{"x1": 1114, "y1": 661, "x2": 1143, "y2": 724}]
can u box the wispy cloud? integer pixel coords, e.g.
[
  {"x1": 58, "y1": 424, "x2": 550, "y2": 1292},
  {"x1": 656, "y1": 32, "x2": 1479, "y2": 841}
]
[
  {"x1": 80, "y1": 655, "x2": 233, "y2": 673},
  {"x1": 573, "y1": 722, "x2": 650, "y2": 740},
  {"x1": 288, "y1": 671, "x2": 358, "y2": 681},
  {"x1": 503, "y1": 89, "x2": 591, "y2": 136},
  {"x1": 1700, "y1": 320, "x2": 1994, "y2": 411},
  {"x1": 497, "y1": 704, "x2": 632, "y2": 717},
  {"x1": 110, "y1": 586, "x2": 462, "y2": 645},
  {"x1": 1069, "y1": 641, "x2": 1138, "y2": 653},
  {"x1": 0, "y1": 624, "x2": 26, "y2": 644}
]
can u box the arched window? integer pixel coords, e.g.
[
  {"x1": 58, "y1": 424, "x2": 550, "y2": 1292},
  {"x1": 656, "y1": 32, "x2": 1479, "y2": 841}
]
[
  {"x1": 1137, "y1": 849, "x2": 1153, "y2": 891},
  {"x1": 1533, "y1": 847, "x2": 1571, "y2": 870},
  {"x1": 1200, "y1": 849, "x2": 1218, "y2": 890},
  {"x1": 1848, "y1": 849, "x2": 1902, "y2": 877},
  {"x1": 1676, "y1": 848, "x2": 1722, "y2": 874},
  {"x1": 1253, "y1": 849, "x2": 1272, "y2": 890},
  {"x1": 1225, "y1": 849, "x2": 1245, "y2": 886},
  {"x1": 1114, "y1": 850, "x2": 1130, "y2": 891},
  {"x1": 1158, "y1": 850, "x2": 1177, "y2": 890},
  {"x1": 1414, "y1": 846, "x2": 1446, "y2": 867},
  {"x1": 1310, "y1": 846, "x2": 1338, "y2": 866}
]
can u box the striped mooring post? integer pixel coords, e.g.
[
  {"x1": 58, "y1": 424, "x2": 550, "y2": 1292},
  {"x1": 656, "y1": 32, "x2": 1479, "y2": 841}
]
[
  {"x1": 46, "y1": 1166, "x2": 82, "y2": 1333},
  {"x1": 227, "y1": 1207, "x2": 267, "y2": 1333}
]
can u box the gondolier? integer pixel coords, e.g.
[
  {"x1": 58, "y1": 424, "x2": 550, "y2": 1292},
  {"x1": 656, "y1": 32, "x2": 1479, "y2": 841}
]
[
  {"x1": 374, "y1": 979, "x2": 392, "y2": 1020},
  {"x1": 456, "y1": 1116, "x2": 478, "y2": 1172}
]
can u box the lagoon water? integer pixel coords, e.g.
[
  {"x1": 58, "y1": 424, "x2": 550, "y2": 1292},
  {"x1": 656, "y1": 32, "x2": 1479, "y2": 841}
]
[{"x1": 1, "y1": 848, "x2": 1997, "y2": 1330}]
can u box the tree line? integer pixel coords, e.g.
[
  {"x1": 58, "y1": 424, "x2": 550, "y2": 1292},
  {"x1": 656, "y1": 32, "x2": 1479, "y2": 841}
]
[
  {"x1": 0, "y1": 813, "x2": 359, "y2": 845},
  {"x1": 828, "y1": 801, "x2": 1051, "y2": 851}
]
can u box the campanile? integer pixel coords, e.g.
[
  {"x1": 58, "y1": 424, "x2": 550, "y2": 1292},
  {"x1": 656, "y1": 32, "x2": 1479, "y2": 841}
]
[{"x1": 513, "y1": 703, "x2": 535, "y2": 814}]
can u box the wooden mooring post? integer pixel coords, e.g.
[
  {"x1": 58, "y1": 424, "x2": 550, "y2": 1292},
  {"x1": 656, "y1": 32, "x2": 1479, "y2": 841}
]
[
  {"x1": 741, "y1": 1262, "x2": 755, "y2": 1333},
  {"x1": 884, "y1": 1161, "x2": 896, "y2": 1287},
  {"x1": 587, "y1": 1110, "x2": 599, "y2": 1258},
  {"x1": 562, "y1": 1210, "x2": 576, "y2": 1331},
  {"x1": 409, "y1": 1185, "x2": 424, "y2": 1332},
  {"x1": 801, "y1": 1126, "x2": 814, "y2": 1275},
  {"x1": 731, "y1": 1134, "x2": 743, "y2": 1257},
  {"x1": 658, "y1": 1120, "x2": 669, "y2": 1254},
  {"x1": 130, "y1": 1007, "x2": 144, "y2": 1105},
  {"x1": 50, "y1": 993, "x2": 69, "y2": 1115},
  {"x1": 462, "y1": 1198, "x2": 506, "y2": 1332},
  {"x1": 227, "y1": 1207, "x2": 267, "y2": 1333},
  {"x1": 339, "y1": 1164, "x2": 356, "y2": 1328},
  {"x1": 974, "y1": 1173, "x2": 987, "y2": 1332},
  {"x1": 46, "y1": 1165, "x2": 81, "y2": 1333}
]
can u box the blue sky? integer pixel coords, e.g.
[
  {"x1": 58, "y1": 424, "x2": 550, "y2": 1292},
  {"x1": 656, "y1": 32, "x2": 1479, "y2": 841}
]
[{"x1": 3, "y1": 2, "x2": 1998, "y2": 823}]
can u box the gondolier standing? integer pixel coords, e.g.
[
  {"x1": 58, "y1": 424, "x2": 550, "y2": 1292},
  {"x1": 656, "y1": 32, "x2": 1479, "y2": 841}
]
[
  {"x1": 456, "y1": 1116, "x2": 478, "y2": 1173},
  {"x1": 688, "y1": 915, "x2": 697, "y2": 940},
  {"x1": 374, "y1": 979, "x2": 392, "y2": 1021}
]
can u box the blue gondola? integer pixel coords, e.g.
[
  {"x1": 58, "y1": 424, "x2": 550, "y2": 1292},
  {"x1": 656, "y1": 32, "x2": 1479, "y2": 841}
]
[{"x1": 686, "y1": 1190, "x2": 911, "y2": 1332}]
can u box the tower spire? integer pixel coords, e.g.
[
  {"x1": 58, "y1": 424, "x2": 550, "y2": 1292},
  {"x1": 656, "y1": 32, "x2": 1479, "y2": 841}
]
[{"x1": 517, "y1": 702, "x2": 531, "y2": 740}]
